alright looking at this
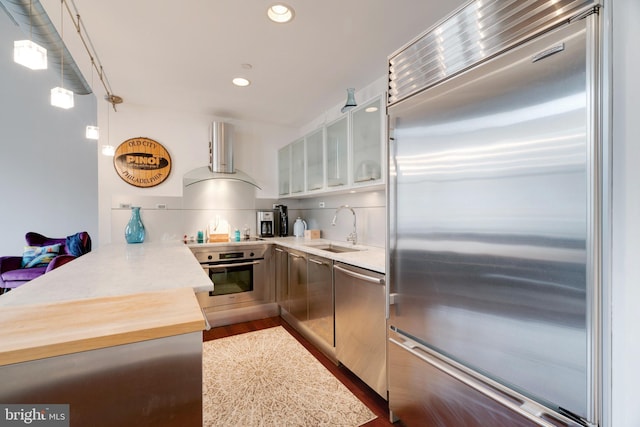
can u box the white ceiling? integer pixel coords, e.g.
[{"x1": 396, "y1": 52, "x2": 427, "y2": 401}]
[{"x1": 41, "y1": 0, "x2": 465, "y2": 128}]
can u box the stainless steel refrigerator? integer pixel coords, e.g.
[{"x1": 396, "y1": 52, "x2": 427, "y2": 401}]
[{"x1": 387, "y1": 1, "x2": 602, "y2": 426}]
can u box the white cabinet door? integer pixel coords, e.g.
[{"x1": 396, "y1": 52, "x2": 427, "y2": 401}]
[
  {"x1": 305, "y1": 128, "x2": 324, "y2": 192},
  {"x1": 290, "y1": 138, "x2": 305, "y2": 194},
  {"x1": 277, "y1": 94, "x2": 385, "y2": 198},
  {"x1": 278, "y1": 145, "x2": 291, "y2": 196},
  {"x1": 326, "y1": 116, "x2": 349, "y2": 189},
  {"x1": 351, "y1": 96, "x2": 383, "y2": 185}
]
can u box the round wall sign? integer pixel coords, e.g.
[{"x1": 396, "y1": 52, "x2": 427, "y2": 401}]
[{"x1": 113, "y1": 137, "x2": 172, "y2": 188}]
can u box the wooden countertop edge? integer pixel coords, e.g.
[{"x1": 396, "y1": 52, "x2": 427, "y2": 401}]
[
  {"x1": 0, "y1": 319, "x2": 205, "y2": 366},
  {"x1": 0, "y1": 287, "x2": 206, "y2": 367}
]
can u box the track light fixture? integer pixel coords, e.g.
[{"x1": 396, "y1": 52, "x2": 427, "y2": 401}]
[{"x1": 101, "y1": 94, "x2": 122, "y2": 156}]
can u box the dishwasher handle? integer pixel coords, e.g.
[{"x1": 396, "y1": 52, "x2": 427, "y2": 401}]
[{"x1": 334, "y1": 264, "x2": 384, "y2": 284}]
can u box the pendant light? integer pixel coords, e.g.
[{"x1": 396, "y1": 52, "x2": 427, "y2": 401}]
[
  {"x1": 101, "y1": 96, "x2": 116, "y2": 156},
  {"x1": 51, "y1": 0, "x2": 74, "y2": 109},
  {"x1": 85, "y1": 125, "x2": 99, "y2": 140},
  {"x1": 101, "y1": 144, "x2": 115, "y2": 156},
  {"x1": 13, "y1": 0, "x2": 47, "y2": 70},
  {"x1": 14, "y1": 41, "x2": 47, "y2": 70},
  {"x1": 85, "y1": 59, "x2": 99, "y2": 139}
]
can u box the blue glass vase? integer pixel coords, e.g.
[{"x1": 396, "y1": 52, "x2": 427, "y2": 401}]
[{"x1": 125, "y1": 207, "x2": 145, "y2": 244}]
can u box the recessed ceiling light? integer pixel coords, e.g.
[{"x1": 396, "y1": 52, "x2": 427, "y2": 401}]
[
  {"x1": 267, "y1": 4, "x2": 295, "y2": 23},
  {"x1": 232, "y1": 77, "x2": 251, "y2": 87}
]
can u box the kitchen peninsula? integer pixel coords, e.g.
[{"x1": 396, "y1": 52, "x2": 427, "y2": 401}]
[
  {"x1": 0, "y1": 237, "x2": 385, "y2": 426},
  {"x1": 0, "y1": 241, "x2": 210, "y2": 427}
]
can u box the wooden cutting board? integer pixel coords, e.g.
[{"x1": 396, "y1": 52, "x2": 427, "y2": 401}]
[{"x1": 0, "y1": 287, "x2": 205, "y2": 366}]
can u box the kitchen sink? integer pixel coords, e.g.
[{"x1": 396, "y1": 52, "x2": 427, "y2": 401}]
[{"x1": 304, "y1": 243, "x2": 362, "y2": 253}]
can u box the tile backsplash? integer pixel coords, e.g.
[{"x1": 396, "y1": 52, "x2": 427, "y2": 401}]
[{"x1": 110, "y1": 190, "x2": 386, "y2": 248}]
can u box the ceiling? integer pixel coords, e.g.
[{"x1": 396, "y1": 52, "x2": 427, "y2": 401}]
[{"x1": 39, "y1": 0, "x2": 465, "y2": 128}]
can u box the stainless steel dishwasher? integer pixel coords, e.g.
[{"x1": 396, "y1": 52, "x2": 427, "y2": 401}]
[{"x1": 334, "y1": 262, "x2": 386, "y2": 398}]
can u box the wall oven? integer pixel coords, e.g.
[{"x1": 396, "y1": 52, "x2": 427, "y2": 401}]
[{"x1": 191, "y1": 244, "x2": 272, "y2": 309}]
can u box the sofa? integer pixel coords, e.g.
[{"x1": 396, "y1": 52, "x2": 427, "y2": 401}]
[{"x1": 0, "y1": 231, "x2": 91, "y2": 295}]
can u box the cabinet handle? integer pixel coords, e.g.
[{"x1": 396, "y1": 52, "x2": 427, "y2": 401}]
[
  {"x1": 289, "y1": 253, "x2": 302, "y2": 259},
  {"x1": 309, "y1": 258, "x2": 326, "y2": 266},
  {"x1": 204, "y1": 261, "x2": 261, "y2": 269},
  {"x1": 354, "y1": 177, "x2": 378, "y2": 183},
  {"x1": 275, "y1": 248, "x2": 285, "y2": 253},
  {"x1": 201, "y1": 308, "x2": 211, "y2": 331},
  {"x1": 388, "y1": 335, "x2": 561, "y2": 427}
]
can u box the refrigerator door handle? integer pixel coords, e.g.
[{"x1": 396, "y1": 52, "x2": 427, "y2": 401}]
[
  {"x1": 531, "y1": 43, "x2": 565, "y2": 62},
  {"x1": 389, "y1": 335, "x2": 586, "y2": 427}
]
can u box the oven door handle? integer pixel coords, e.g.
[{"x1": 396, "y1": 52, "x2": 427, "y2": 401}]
[{"x1": 203, "y1": 260, "x2": 262, "y2": 269}]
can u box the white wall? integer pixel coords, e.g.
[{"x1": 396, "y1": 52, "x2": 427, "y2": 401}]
[
  {"x1": 283, "y1": 191, "x2": 386, "y2": 248},
  {"x1": 610, "y1": 0, "x2": 640, "y2": 426},
  {"x1": 0, "y1": 12, "x2": 98, "y2": 255},
  {"x1": 299, "y1": 76, "x2": 387, "y2": 136},
  {"x1": 100, "y1": 83, "x2": 388, "y2": 246},
  {"x1": 97, "y1": 102, "x2": 298, "y2": 244}
]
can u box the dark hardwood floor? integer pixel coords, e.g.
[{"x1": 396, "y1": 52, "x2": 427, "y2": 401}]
[{"x1": 203, "y1": 316, "x2": 395, "y2": 426}]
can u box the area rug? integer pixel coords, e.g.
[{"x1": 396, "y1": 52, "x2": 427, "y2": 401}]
[{"x1": 202, "y1": 326, "x2": 377, "y2": 426}]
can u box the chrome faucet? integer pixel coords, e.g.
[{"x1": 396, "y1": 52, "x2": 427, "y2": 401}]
[{"x1": 332, "y1": 205, "x2": 357, "y2": 245}]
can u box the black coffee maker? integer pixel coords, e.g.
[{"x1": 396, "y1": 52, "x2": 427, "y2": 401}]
[{"x1": 275, "y1": 204, "x2": 288, "y2": 237}]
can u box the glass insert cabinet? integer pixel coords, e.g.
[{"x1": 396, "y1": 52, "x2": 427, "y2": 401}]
[
  {"x1": 326, "y1": 115, "x2": 348, "y2": 188},
  {"x1": 305, "y1": 128, "x2": 324, "y2": 192},
  {"x1": 277, "y1": 94, "x2": 385, "y2": 197}
]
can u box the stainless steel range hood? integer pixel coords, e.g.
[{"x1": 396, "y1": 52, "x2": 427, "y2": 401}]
[{"x1": 183, "y1": 122, "x2": 261, "y2": 189}]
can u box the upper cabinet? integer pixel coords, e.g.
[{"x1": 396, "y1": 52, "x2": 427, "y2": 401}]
[
  {"x1": 351, "y1": 97, "x2": 384, "y2": 185},
  {"x1": 290, "y1": 138, "x2": 305, "y2": 194},
  {"x1": 278, "y1": 94, "x2": 385, "y2": 198},
  {"x1": 305, "y1": 128, "x2": 324, "y2": 192},
  {"x1": 326, "y1": 115, "x2": 349, "y2": 189},
  {"x1": 278, "y1": 145, "x2": 291, "y2": 196}
]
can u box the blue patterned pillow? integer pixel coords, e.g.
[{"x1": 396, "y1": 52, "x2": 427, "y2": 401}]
[{"x1": 21, "y1": 244, "x2": 62, "y2": 268}]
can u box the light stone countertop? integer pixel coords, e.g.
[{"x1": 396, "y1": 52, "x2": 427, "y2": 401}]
[
  {"x1": 0, "y1": 237, "x2": 383, "y2": 309},
  {"x1": 0, "y1": 237, "x2": 383, "y2": 365},
  {"x1": 187, "y1": 237, "x2": 386, "y2": 274},
  {"x1": 0, "y1": 240, "x2": 211, "y2": 308},
  {"x1": 265, "y1": 237, "x2": 385, "y2": 273}
]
